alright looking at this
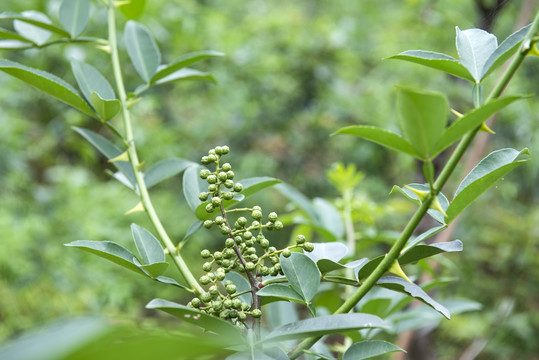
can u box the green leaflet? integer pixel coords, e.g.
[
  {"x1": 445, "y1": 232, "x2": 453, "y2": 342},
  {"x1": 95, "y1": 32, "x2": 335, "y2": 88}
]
[
  {"x1": 0, "y1": 59, "x2": 95, "y2": 117},
  {"x1": 446, "y1": 148, "x2": 530, "y2": 222}
]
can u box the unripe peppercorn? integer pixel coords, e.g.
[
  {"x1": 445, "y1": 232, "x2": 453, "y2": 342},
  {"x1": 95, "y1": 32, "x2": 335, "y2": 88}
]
[
  {"x1": 208, "y1": 184, "x2": 217, "y2": 192},
  {"x1": 270, "y1": 267, "x2": 278, "y2": 276},
  {"x1": 223, "y1": 191, "x2": 234, "y2": 200},
  {"x1": 270, "y1": 256, "x2": 279, "y2": 265},
  {"x1": 191, "y1": 298, "x2": 201, "y2": 308},
  {"x1": 241, "y1": 303, "x2": 250, "y2": 311},
  {"x1": 214, "y1": 146, "x2": 223, "y2": 155},
  {"x1": 274, "y1": 221, "x2": 283, "y2": 230},
  {"x1": 245, "y1": 262, "x2": 255, "y2": 271},
  {"x1": 224, "y1": 248, "x2": 236, "y2": 258},
  {"x1": 214, "y1": 251, "x2": 223, "y2": 260},
  {"x1": 268, "y1": 212, "x2": 278, "y2": 222},
  {"x1": 296, "y1": 235, "x2": 306, "y2": 244},
  {"x1": 208, "y1": 154, "x2": 217, "y2": 163},
  {"x1": 251, "y1": 309, "x2": 262, "y2": 318},
  {"x1": 237, "y1": 217, "x2": 247, "y2": 226},
  {"x1": 200, "y1": 292, "x2": 212, "y2": 303},
  {"x1": 233, "y1": 183, "x2": 243, "y2": 192},
  {"x1": 211, "y1": 197, "x2": 221, "y2": 206},
  {"x1": 228, "y1": 309, "x2": 238, "y2": 318},
  {"x1": 218, "y1": 172, "x2": 228, "y2": 182},
  {"x1": 207, "y1": 272, "x2": 216, "y2": 281},
  {"x1": 274, "y1": 263, "x2": 281, "y2": 272},
  {"x1": 221, "y1": 145, "x2": 230, "y2": 154},
  {"x1": 225, "y1": 238, "x2": 235, "y2": 248},
  {"x1": 245, "y1": 247, "x2": 256, "y2": 255},
  {"x1": 205, "y1": 204, "x2": 215, "y2": 213},
  {"x1": 268, "y1": 246, "x2": 276, "y2": 254},
  {"x1": 212, "y1": 300, "x2": 222, "y2": 311},
  {"x1": 225, "y1": 284, "x2": 237, "y2": 294},
  {"x1": 215, "y1": 216, "x2": 225, "y2": 225},
  {"x1": 208, "y1": 149, "x2": 217, "y2": 155},
  {"x1": 304, "y1": 242, "x2": 314, "y2": 252},
  {"x1": 202, "y1": 262, "x2": 212, "y2": 272},
  {"x1": 245, "y1": 239, "x2": 255, "y2": 247},
  {"x1": 266, "y1": 222, "x2": 274, "y2": 230},
  {"x1": 224, "y1": 299, "x2": 233, "y2": 308},
  {"x1": 201, "y1": 156, "x2": 210, "y2": 164},
  {"x1": 219, "y1": 225, "x2": 229, "y2": 235},
  {"x1": 226, "y1": 170, "x2": 235, "y2": 180},
  {"x1": 282, "y1": 248, "x2": 291, "y2": 258},
  {"x1": 219, "y1": 310, "x2": 229, "y2": 319},
  {"x1": 249, "y1": 254, "x2": 258, "y2": 262},
  {"x1": 209, "y1": 285, "x2": 219, "y2": 295},
  {"x1": 201, "y1": 249, "x2": 211, "y2": 258},
  {"x1": 203, "y1": 220, "x2": 213, "y2": 229},
  {"x1": 260, "y1": 266, "x2": 270, "y2": 276},
  {"x1": 260, "y1": 239, "x2": 270, "y2": 248},
  {"x1": 222, "y1": 163, "x2": 232, "y2": 171},
  {"x1": 199, "y1": 192, "x2": 209, "y2": 201},
  {"x1": 207, "y1": 174, "x2": 218, "y2": 184},
  {"x1": 238, "y1": 312, "x2": 247, "y2": 321},
  {"x1": 224, "y1": 179, "x2": 234, "y2": 189},
  {"x1": 200, "y1": 169, "x2": 211, "y2": 179},
  {"x1": 232, "y1": 299, "x2": 242, "y2": 309},
  {"x1": 251, "y1": 210, "x2": 262, "y2": 220},
  {"x1": 251, "y1": 221, "x2": 260, "y2": 228},
  {"x1": 200, "y1": 275, "x2": 211, "y2": 285},
  {"x1": 215, "y1": 271, "x2": 226, "y2": 281},
  {"x1": 243, "y1": 231, "x2": 253, "y2": 240}
]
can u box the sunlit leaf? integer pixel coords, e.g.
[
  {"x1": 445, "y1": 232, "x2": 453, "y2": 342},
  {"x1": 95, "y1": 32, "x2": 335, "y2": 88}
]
[
  {"x1": 118, "y1": 0, "x2": 146, "y2": 20},
  {"x1": 90, "y1": 92, "x2": 121, "y2": 121},
  {"x1": 257, "y1": 284, "x2": 305, "y2": 304},
  {"x1": 153, "y1": 68, "x2": 217, "y2": 86},
  {"x1": 456, "y1": 27, "x2": 497, "y2": 82}
]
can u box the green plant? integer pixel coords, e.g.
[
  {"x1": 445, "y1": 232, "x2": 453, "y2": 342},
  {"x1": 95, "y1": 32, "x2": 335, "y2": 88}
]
[{"x1": 0, "y1": 1, "x2": 538, "y2": 359}]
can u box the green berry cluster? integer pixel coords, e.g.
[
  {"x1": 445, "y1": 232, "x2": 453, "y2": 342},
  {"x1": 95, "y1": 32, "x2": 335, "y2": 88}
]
[
  {"x1": 198, "y1": 146, "x2": 242, "y2": 215},
  {"x1": 190, "y1": 146, "x2": 314, "y2": 324}
]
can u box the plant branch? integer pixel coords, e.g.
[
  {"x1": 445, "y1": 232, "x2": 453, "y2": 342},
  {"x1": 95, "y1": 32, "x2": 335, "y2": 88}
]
[
  {"x1": 289, "y1": 11, "x2": 539, "y2": 358},
  {"x1": 106, "y1": 0, "x2": 202, "y2": 294}
]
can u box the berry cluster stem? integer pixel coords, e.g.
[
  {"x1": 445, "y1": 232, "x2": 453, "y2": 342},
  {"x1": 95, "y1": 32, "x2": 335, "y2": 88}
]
[
  {"x1": 107, "y1": 0, "x2": 202, "y2": 294},
  {"x1": 219, "y1": 202, "x2": 262, "y2": 330}
]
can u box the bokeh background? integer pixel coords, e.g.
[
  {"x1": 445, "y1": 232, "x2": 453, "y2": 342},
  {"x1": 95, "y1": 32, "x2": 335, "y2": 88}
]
[{"x1": 0, "y1": 0, "x2": 538, "y2": 359}]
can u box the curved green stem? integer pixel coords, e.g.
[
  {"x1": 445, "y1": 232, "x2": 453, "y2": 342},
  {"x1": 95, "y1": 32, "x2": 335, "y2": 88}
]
[
  {"x1": 107, "y1": 0, "x2": 202, "y2": 294},
  {"x1": 289, "y1": 12, "x2": 539, "y2": 359}
]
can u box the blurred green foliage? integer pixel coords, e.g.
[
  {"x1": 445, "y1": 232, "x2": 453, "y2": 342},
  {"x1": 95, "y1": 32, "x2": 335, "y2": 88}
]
[{"x1": 1, "y1": 0, "x2": 538, "y2": 358}]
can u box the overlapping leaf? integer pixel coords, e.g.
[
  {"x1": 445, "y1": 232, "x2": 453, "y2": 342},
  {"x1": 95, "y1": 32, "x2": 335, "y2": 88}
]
[
  {"x1": 0, "y1": 59, "x2": 95, "y2": 117},
  {"x1": 343, "y1": 340, "x2": 405, "y2": 360},
  {"x1": 262, "y1": 313, "x2": 386, "y2": 343},
  {"x1": 387, "y1": 50, "x2": 473, "y2": 81},
  {"x1": 59, "y1": 0, "x2": 90, "y2": 38},
  {"x1": 333, "y1": 126, "x2": 420, "y2": 158},
  {"x1": 446, "y1": 148, "x2": 530, "y2": 222},
  {"x1": 377, "y1": 276, "x2": 450, "y2": 319},
  {"x1": 124, "y1": 21, "x2": 160, "y2": 82},
  {"x1": 146, "y1": 299, "x2": 245, "y2": 345},
  {"x1": 280, "y1": 253, "x2": 320, "y2": 303},
  {"x1": 151, "y1": 50, "x2": 224, "y2": 83}
]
